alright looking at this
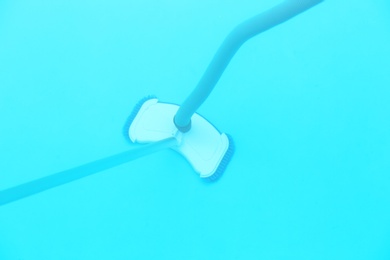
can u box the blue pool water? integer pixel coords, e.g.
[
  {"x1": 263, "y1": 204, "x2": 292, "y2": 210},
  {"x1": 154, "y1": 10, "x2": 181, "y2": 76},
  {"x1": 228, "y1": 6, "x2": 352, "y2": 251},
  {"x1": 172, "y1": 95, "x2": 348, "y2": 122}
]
[{"x1": 1, "y1": 0, "x2": 390, "y2": 259}]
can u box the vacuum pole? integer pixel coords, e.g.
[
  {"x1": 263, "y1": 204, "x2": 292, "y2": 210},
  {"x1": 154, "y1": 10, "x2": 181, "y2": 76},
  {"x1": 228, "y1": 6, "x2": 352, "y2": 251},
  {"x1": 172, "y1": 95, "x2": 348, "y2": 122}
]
[{"x1": 0, "y1": 137, "x2": 177, "y2": 206}]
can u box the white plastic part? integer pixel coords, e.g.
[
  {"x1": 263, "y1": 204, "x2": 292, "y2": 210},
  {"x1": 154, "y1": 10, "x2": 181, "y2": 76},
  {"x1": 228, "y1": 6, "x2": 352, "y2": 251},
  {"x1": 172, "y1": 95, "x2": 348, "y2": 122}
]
[{"x1": 128, "y1": 98, "x2": 229, "y2": 178}]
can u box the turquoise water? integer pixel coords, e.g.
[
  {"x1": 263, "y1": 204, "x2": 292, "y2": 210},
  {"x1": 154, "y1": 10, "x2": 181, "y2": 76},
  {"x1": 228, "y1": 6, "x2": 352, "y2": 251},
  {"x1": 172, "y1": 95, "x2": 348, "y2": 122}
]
[{"x1": 1, "y1": 0, "x2": 390, "y2": 259}]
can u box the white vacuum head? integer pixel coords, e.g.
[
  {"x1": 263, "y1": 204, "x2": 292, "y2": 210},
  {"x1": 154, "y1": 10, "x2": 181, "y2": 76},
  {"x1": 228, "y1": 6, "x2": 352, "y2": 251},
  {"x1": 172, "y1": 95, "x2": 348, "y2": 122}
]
[{"x1": 126, "y1": 97, "x2": 233, "y2": 180}]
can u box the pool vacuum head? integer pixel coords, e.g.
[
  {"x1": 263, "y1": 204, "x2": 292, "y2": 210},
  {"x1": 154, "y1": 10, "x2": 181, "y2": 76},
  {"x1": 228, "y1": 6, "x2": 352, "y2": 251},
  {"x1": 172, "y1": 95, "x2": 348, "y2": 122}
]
[{"x1": 125, "y1": 97, "x2": 234, "y2": 181}]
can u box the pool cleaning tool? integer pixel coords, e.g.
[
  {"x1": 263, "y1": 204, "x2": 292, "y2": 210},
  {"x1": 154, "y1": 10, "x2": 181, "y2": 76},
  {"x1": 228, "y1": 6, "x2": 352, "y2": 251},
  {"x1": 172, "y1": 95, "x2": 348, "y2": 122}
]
[{"x1": 0, "y1": 0, "x2": 323, "y2": 206}]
